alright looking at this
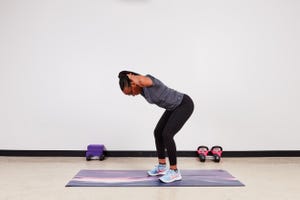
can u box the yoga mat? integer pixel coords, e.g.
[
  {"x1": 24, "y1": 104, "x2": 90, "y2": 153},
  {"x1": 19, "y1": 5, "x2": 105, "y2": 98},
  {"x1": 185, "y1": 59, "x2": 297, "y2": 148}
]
[{"x1": 66, "y1": 170, "x2": 245, "y2": 187}]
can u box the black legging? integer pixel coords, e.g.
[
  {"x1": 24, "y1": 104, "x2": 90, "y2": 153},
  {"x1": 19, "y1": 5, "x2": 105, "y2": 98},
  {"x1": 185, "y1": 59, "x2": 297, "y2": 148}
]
[{"x1": 154, "y1": 94, "x2": 194, "y2": 166}]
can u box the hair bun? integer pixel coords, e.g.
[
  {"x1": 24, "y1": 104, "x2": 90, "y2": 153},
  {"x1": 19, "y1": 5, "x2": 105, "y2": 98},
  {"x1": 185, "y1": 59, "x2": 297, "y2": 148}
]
[{"x1": 118, "y1": 71, "x2": 129, "y2": 78}]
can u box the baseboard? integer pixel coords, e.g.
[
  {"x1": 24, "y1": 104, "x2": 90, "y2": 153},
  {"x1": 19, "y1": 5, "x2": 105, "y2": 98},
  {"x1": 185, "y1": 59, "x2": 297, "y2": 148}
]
[{"x1": 0, "y1": 150, "x2": 300, "y2": 157}]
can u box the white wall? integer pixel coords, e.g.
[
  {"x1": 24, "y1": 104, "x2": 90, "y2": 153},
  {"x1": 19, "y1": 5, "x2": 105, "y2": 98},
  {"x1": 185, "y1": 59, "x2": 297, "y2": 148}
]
[{"x1": 0, "y1": 0, "x2": 299, "y2": 151}]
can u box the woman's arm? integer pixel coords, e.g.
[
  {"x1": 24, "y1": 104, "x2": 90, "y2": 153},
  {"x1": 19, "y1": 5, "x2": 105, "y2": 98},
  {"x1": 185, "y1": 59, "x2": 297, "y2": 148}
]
[{"x1": 127, "y1": 73, "x2": 153, "y2": 87}]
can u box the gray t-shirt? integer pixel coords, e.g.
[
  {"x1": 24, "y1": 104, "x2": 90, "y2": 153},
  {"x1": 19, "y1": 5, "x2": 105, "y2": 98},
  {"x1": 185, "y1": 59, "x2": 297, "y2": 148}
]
[{"x1": 141, "y1": 74, "x2": 184, "y2": 110}]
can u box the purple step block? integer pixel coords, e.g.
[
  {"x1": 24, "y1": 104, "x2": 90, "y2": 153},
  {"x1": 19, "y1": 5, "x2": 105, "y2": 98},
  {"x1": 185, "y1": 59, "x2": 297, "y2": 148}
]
[
  {"x1": 86, "y1": 144, "x2": 105, "y2": 160},
  {"x1": 87, "y1": 144, "x2": 105, "y2": 151},
  {"x1": 86, "y1": 152, "x2": 102, "y2": 157}
]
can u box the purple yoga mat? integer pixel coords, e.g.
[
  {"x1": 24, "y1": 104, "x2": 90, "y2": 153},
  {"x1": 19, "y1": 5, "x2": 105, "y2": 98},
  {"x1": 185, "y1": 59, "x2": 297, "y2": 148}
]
[{"x1": 66, "y1": 169, "x2": 245, "y2": 187}]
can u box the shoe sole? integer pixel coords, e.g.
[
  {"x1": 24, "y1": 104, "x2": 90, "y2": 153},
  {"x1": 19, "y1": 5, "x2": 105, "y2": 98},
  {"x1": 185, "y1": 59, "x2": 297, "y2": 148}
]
[
  {"x1": 159, "y1": 176, "x2": 182, "y2": 183},
  {"x1": 147, "y1": 171, "x2": 167, "y2": 176}
]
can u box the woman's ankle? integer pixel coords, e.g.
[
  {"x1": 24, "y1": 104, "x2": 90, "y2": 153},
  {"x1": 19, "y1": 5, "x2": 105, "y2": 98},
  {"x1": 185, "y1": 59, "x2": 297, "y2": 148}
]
[{"x1": 170, "y1": 165, "x2": 177, "y2": 171}]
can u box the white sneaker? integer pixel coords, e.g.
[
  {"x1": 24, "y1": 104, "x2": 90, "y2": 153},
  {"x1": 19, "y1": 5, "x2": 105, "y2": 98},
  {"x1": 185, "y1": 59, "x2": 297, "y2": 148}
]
[
  {"x1": 159, "y1": 169, "x2": 182, "y2": 183},
  {"x1": 147, "y1": 164, "x2": 168, "y2": 176}
]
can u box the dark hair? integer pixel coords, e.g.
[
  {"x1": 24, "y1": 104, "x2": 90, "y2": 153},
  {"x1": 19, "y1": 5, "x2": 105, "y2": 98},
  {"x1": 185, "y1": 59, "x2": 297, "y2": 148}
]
[{"x1": 118, "y1": 70, "x2": 140, "y2": 91}]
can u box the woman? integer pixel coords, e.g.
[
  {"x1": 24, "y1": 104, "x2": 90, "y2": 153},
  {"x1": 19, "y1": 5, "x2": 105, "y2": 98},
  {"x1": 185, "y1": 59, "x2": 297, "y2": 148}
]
[{"x1": 118, "y1": 70, "x2": 194, "y2": 183}]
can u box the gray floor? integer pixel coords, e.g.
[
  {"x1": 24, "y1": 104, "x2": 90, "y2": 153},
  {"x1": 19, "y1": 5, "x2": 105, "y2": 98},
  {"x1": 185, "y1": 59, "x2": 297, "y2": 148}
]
[{"x1": 0, "y1": 157, "x2": 299, "y2": 200}]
